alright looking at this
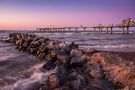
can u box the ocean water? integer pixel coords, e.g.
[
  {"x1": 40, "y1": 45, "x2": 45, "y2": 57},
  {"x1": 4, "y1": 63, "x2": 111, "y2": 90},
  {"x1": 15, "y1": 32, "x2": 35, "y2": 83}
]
[
  {"x1": 0, "y1": 30, "x2": 135, "y2": 89},
  {"x1": 35, "y1": 32, "x2": 135, "y2": 52}
]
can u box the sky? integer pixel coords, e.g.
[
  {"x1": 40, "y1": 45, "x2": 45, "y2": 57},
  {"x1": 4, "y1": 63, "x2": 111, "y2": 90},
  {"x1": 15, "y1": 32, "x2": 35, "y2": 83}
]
[{"x1": 0, "y1": 0, "x2": 135, "y2": 30}]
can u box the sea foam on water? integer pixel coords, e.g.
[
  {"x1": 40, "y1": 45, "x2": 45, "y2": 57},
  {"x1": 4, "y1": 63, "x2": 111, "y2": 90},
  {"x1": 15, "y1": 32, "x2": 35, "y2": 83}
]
[{"x1": 2, "y1": 63, "x2": 53, "y2": 90}]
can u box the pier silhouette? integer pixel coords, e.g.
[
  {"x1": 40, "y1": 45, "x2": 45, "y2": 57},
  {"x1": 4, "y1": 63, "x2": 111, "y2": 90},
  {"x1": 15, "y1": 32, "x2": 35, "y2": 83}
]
[{"x1": 36, "y1": 18, "x2": 135, "y2": 34}]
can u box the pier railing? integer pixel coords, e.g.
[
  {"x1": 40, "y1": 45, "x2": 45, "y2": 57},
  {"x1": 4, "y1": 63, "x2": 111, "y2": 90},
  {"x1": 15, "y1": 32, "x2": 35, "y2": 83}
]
[{"x1": 36, "y1": 18, "x2": 135, "y2": 34}]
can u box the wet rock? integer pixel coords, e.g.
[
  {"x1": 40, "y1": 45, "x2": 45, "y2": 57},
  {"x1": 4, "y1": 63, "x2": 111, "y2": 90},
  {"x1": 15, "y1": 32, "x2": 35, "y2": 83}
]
[
  {"x1": 48, "y1": 74, "x2": 61, "y2": 88},
  {"x1": 84, "y1": 86, "x2": 101, "y2": 90},
  {"x1": 70, "y1": 57, "x2": 83, "y2": 67},
  {"x1": 48, "y1": 64, "x2": 69, "y2": 88},
  {"x1": 47, "y1": 40, "x2": 55, "y2": 49},
  {"x1": 90, "y1": 52, "x2": 135, "y2": 89},
  {"x1": 82, "y1": 48, "x2": 97, "y2": 54},
  {"x1": 30, "y1": 48, "x2": 38, "y2": 54},
  {"x1": 22, "y1": 39, "x2": 32, "y2": 48},
  {"x1": 44, "y1": 47, "x2": 52, "y2": 55},
  {"x1": 56, "y1": 50, "x2": 69, "y2": 64},
  {"x1": 37, "y1": 52, "x2": 46, "y2": 60},
  {"x1": 42, "y1": 59, "x2": 56, "y2": 70},
  {"x1": 8, "y1": 33, "x2": 16, "y2": 43},
  {"x1": 58, "y1": 42, "x2": 67, "y2": 49},
  {"x1": 122, "y1": 86, "x2": 135, "y2": 90},
  {"x1": 70, "y1": 49, "x2": 83, "y2": 58},
  {"x1": 71, "y1": 74, "x2": 86, "y2": 90},
  {"x1": 47, "y1": 50, "x2": 56, "y2": 59},
  {"x1": 39, "y1": 85, "x2": 49, "y2": 90},
  {"x1": 38, "y1": 43, "x2": 47, "y2": 52},
  {"x1": 69, "y1": 42, "x2": 79, "y2": 49},
  {"x1": 89, "y1": 63, "x2": 104, "y2": 78},
  {"x1": 53, "y1": 63, "x2": 68, "y2": 77},
  {"x1": 91, "y1": 78, "x2": 114, "y2": 90},
  {"x1": 54, "y1": 85, "x2": 70, "y2": 90}
]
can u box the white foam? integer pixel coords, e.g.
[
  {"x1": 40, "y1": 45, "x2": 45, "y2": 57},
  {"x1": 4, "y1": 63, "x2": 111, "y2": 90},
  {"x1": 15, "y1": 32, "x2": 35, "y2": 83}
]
[{"x1": 1, "y1": 63, "x2": 53, "y2": 90}]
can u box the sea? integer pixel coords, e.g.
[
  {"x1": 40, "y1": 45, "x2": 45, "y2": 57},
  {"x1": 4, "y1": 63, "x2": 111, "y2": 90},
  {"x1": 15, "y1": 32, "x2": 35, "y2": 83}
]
[{"x1": 0, "y1": 30, "x2": 135, "y2": 90}]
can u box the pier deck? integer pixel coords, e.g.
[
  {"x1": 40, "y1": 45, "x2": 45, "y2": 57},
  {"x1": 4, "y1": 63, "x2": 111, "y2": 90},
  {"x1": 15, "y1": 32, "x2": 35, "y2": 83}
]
[{"x1": 35, "y1": 18, "x2": 135, "y2": 34}]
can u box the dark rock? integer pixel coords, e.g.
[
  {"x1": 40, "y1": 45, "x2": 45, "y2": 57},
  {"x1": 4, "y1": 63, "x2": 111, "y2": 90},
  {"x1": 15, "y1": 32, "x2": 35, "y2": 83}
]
[
  {"x1": 53, "y1": 63, "x2": 68, "y2": 78},
  {"x1": 54, "y1": 85, "x2": 70, "y2": 90},
  {"x1": 48, "y1": 64, "x2": 69, "y2": 88},
  {"x1": 91, "y1": 78, "x2": 114, "y2": 90},
  {"x1": 37, "y1": 52, "x2": 46, "y2": 60},
  {"x1": 44, "y1": 47, "x2": 51, "y2": 55},
  {"x1": 70, "y1": 49, "x2": 83, "y2": 58},
  {"x1": 30, "y1": 48, "x2": 38, "y2": 54},
  {"x1": 69, "y1": 42, "x2": 79, "y2": 49},
  {"x1": 48, "y1": 74, "x2": 60, "y2": 88},
  {"x1": 38, "y1": 43, "x2": 47, "y2": 52},
  {"x1": 82, "y1": 48, "x2": 98, "y2": 54},
  {"x1": 42, "y1": 59, "x2": 56, "y2": 70},
  {"x1": 22, "y1": 39, "x2": 32, "y2": 48},
  {"x1": 89, "y1": 64, "x2": 104, "y2": 78},
  {"x1": 56, "y1": 50, "x2": 69, "y2": 64},
  {"x1": 70, "y1": 57, "x2": 83, "y2": 67},
  {"x1": 71, "y1": 74, "x2": 86, "y2": 90},
  {"x1": 58, "y1": 42, "x2": 66, "y2": 49},
  {"x1": 84, "y1": 86, "x2": 102, "y2": 90}
]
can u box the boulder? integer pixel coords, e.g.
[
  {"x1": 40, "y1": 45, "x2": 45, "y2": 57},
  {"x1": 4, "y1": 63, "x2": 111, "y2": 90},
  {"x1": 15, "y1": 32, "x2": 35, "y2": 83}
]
[
  {"x1": 58, "y1": 42, "x2": 66, "y2": 49},
  {"x1": 70, "y1": 49, "x2": 83, "y2": 58},
  {"x1": 56, "y1": 50, "x2": 69, "y2": 64},
  {"x1": 30, "y1": 48, "x2": 38, "y2": 54},
  {"x1": 90, "y1": 52, "x2": 135, "y2": 89},
  {"x1": 48, "y1": 74, "x2": 60, "y2": 88},
  {"x1": 53, "y1": 63, "x2": 68, "y2": 77},
  {"x1": 48, "y1": 64, "x2": 69, "y2": 88},
  {"x1": 42, "y1": 59, "x2": 56, "y2": 70},
  {"x1": 84, "y1": 86, "x2": 101, "y2": 90},
  {"x1": 88, "y1": 63, "x2": 104, "y2": 78},
  {"x1": 71, "y1": 74, "x2": 86, "y2": 90},
  {"x1": 122, "y1": 86, "x2": 135, "y2": 90},
  {"x1": 37, "y1": 52, "x2": 46, "y2": 60},
  {"x1": 38, "y1": 43, "x2": 47, "y2": 52},
  {"x1": 70, "y1": 57, "x2": 83, "y2": 67},
  {"x1": 82, "y1": 48, "x2": 97, "y2": 54},
  {"x1": 54, "y1": 85, "x2": 70, "y2": 90},
  {"x1": 90, "y1": 78, "x2": 114, "y2": 90},
  {"x1": 69, "y1": 42, "x2": 79, "y2": 49}
]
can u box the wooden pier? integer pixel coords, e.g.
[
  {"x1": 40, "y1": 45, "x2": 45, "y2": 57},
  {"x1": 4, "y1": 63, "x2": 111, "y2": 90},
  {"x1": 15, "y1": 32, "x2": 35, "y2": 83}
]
[{"x1": 36, "y1": 18, "x2": 135, "y2": 34}]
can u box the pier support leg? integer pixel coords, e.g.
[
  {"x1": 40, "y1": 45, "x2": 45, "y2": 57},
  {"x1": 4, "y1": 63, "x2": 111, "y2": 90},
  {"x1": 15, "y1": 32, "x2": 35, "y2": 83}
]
[
  {"x1": 127, "y1": 27, "x2": 129, "y2": 34},
  {"x1": 69, "y1": 28, "x2": 71, "y2": 32},
  {"x1": 76, "y1": 28, "x2": 78, "y2": 32},
  {"x1": 99, "y1": 28, "x2": 100, "y2": 33},
  {"x1": 122, "y1": 27, "x2": 125, "y2": 34},
  {"x1": 101, "y1": 28, "x2": 103, "y2": 33},
  {"x1": 110, "y1": 28, "x2": 113, "y2": 34},
  {"x1": 63, "y1": 28, "x2": 65, "y2": 32},
  {"x1": 107, "y1": 28, "x2": 109, "y2": 34},
  {"x1": 84, "y1": 28, "x2": 86, "y2": 32},
  {"x1": 94, "y1": 28, "x2": 96, "y2": 33}
]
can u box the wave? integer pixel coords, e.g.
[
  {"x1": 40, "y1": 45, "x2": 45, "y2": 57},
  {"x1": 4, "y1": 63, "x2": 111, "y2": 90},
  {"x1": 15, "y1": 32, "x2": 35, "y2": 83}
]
[
  {"x1": 80, "y1": 44, "x2": 135, "y2": 52},
  {"x1": 81, "y1": 44, "x2": 135, "y2": 48},
  {"x1": 1, "y1": 63, "x2": 53, "y2": 90}
]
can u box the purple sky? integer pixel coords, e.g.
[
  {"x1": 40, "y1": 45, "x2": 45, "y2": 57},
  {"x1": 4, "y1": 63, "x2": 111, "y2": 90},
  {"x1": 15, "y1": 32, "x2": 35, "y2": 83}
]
[{"x1": 0, "y1": 0, "x2": 135, "y2": 30}]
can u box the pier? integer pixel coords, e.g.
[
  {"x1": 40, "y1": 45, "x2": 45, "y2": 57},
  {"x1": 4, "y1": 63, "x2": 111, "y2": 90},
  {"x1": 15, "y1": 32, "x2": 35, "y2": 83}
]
[{"x1": 36, "y1": 18, "x2": 135, "y2": 34}]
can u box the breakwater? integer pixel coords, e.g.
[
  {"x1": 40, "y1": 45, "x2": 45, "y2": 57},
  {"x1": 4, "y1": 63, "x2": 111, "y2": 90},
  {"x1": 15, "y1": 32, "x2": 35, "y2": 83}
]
[{"x1": 3, "y1": 32, "x2": 135, "y2": 90}]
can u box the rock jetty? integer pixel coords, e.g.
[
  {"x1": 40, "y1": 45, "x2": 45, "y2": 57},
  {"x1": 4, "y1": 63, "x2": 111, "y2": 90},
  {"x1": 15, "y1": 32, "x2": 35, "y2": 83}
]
[{"x1": 6, "y1": 32, "x2": 135, "y2": 90}]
